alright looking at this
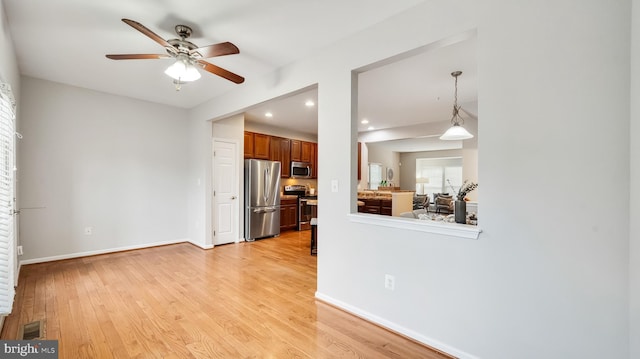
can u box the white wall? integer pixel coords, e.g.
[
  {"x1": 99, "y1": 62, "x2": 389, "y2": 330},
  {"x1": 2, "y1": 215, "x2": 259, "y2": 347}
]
[
  {"x1": 18, "y1": 77, "x2": 190, "y2": 261},
  {"x1": 0, "y1": 0, "x2": 19, "y2": 94},
  {"x1": 366, "y1": 143, "x2": 400, "y2": 186},
  {"x1": 399, "y1": 149, "x2": 463, "y2": 191},
  {"x1": 477, "y1": 1, "x2": 630, "y2": 358},
  {"x1": 630, "y1": 0, "x2": 639, "y2": 357},
  {"x1": 187, "y1": 1, "x2": 632, "y2": 358}
]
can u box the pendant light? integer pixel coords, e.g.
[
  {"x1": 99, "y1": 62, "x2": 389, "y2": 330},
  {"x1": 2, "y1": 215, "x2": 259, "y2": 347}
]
[{"x1": 440, "y1": 71, "x2": 473, "y2": 140}]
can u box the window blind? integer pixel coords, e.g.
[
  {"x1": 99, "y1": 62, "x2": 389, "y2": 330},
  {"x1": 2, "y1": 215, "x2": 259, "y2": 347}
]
[{"x1": 0, "y1": 83, "x2": 16, "y2": 315}]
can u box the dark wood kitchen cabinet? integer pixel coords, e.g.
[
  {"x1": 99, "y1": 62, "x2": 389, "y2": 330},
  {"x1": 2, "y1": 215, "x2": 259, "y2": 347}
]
[
  {"x1": 244, "y1": 131, "x2": 270, "y2": 159},
  {"x1": 253, "y1": 133, "x2": 270, "y2": 159},
  {"x1": 269, "y1": 136, "x2": 291, "y2": 178},
  {"x1": 244, "y1": 132, "x2": 254, "y2": 158},
  {"x1": 380, "y1": 199, "x2": 392, "y2": 216},
  {"x1": 246, "y1": 132, "x2": 317, "y2": 178},
  {"x1": 290, "y1": 140, "x2": 302, "y2": 162},
  {"x1": 280, "y1": 198, "x2": 298, "y2": 231},
  {"x1": 310, "y1": 142, "x2": 318, "y2": 178},
  {"x1": 360, "y1": 199, "x2": 381, "y2": 214},
  {"x1": 358, "y1": 198, "x2": 392, "y2": 216},
  {"x1": 357, "y1": 142, "x2": 362, "y2": 180},
  {"x1": 290, "y1": 140, "x2": 317, "y2": 178},
  {"x1": 301, "y1": 141, "x2": 313, "y2": 163}
]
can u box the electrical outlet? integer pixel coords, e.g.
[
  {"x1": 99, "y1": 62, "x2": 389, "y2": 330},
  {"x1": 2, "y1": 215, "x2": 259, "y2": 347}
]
[
  {"x1": 84, "y1": 226, "x2": 93, "y2": 235},
  {"x1": 17, "y1": 245, "x2": 23, "y2": 256},
  {"x1": 384, "y1": 274, "x2": 395, "y2": 291}
]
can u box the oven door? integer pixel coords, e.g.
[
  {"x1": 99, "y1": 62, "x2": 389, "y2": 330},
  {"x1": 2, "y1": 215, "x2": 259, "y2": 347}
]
[{"x1": 298, "y1": 198, "x2": 312, "y2": 231}]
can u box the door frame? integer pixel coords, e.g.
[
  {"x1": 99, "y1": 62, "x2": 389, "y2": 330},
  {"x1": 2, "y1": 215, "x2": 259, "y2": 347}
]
[{"x1": 212, "y1": 138, "x2": 242, "y2": 246}]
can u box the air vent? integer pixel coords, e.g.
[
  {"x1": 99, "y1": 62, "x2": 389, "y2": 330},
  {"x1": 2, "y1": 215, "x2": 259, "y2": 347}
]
[{"x1": 18, "y1": 320, "x2": 44, "y2": 340}]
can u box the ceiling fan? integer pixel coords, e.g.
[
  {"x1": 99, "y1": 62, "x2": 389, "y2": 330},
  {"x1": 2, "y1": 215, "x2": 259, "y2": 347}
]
[{"x1": 106, "y1": 19, "x2": 244, "y2": 86}]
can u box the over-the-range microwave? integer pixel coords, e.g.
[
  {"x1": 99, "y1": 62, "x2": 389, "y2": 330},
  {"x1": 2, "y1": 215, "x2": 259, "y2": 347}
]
[{"x1": 291, "y1": 161, "x2": 312, "y2": 178}]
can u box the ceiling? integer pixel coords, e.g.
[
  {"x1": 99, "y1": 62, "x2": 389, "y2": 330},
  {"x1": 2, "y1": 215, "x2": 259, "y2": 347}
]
[
  {"x1": 3, "y1": 0, "x2": 425, "y2": 109},
  {"x1": 4, "y1": 0, "x2": 477, "y2": 151}
]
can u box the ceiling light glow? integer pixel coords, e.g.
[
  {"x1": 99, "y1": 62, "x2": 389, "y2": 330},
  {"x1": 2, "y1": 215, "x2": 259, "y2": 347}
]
[
  {"x1": 305, "y1": 100, "x2": 315, "y2": 107},
  {"x1": 265, "y1": 112, "x2": 273, "y2": 118},
  {"x1": 361, "y1": 119, "x2": 369, "y2": 124}
]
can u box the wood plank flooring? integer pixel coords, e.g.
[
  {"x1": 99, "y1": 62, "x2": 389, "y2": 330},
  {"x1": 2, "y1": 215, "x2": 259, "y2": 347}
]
[{"x1": 1, "y1": 231, "x2": 452, "y2": 358}]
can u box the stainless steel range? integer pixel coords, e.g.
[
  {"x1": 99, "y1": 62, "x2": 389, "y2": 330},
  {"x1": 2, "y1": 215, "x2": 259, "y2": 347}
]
[{"x1": 283, "y1": 185, "x2": 317, "y2": 231}]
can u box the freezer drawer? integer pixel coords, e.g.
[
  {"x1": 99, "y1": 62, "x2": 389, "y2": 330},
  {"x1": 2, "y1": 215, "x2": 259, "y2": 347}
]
[{"x1": 245, "y1": 206, "x2": 281, "y2": 241}]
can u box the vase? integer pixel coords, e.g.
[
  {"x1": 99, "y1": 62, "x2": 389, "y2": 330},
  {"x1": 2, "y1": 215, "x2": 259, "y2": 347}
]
[{"x1": 454, "y1": 200, "x2": 466, "y2": 224}]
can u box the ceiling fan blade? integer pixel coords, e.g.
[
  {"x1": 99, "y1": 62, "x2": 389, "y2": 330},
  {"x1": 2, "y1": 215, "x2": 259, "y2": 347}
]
[
  {"x1": 193, "y1": 42, "x2": 239, "y2": 58},
  {"x1": 122, "y1": 19, "x2": 173, "y2": 49},
  {"x1": 198, "y1": 60, "x2": 245, "y2": 84},
  {"x1": 106, "y1": 54, "x2": 171, "y2": 60}
]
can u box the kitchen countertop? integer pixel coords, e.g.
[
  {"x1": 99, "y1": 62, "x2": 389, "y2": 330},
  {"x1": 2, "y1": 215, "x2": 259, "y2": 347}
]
[{"x1": 281, "y1": 195, "x2": 299, "y2": 200}]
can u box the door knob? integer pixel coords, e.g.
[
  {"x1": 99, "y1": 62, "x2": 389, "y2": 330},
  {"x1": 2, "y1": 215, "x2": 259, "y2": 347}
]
[{"x1": 231, "y1": 196, "x2": 237, "y2": 200}]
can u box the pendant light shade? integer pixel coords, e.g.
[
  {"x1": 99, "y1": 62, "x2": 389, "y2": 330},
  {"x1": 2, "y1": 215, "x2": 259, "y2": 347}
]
[
  {"x1": 440, "y1": 71, "x2": 473, "y2": 141},
  {"x1": 440, "y1": 123, "x2": 474, "y2": 140},
  {"x1": 164, "y1": 54, "x2": 201, "y2": 82}
]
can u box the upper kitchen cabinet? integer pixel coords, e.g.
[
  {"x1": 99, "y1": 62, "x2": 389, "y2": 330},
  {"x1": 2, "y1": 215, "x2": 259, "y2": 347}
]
[
  {"x1": 253, "y1": 133, "x2": 270, "y2": 159},
  {"x1": 311, "y1": 142, "x2": 318, "y2": 178},
  {"x1": 244, "y1": 132, "x2": 254, "y2": 158},
  {"x1": 357, "y1": 142, "x2": 362, "y2": 180},
  {"x1": 270, "y1": 136, "x2": 291, "y2": 178},
  {"x1": 246, "y1": 131, "x2": 317, "y2": 178},
  {"x1": 244, "y1": 131, "x2": 270, "y2": 159},
  {"x1": 291, "y1": 140, "x2": 314, "y2": 163},
  {"x1": 290, "y1": 139, "x2": 317, "y2": 178},
  {"x1": 290, "y1": 140, "x2": 302, "y2": 162},
  {"x1": 301, "y1": 141, "x2": 313, "y2": 163}
]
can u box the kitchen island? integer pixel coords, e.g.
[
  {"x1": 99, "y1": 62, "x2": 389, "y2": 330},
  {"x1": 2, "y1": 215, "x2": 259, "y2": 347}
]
[{"x1": 357, "y1": 190, "x2": 414, "y2": 216}]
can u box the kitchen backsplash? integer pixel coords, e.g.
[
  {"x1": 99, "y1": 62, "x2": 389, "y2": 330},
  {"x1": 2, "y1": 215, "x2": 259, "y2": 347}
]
[{"x1": 282, "y1": 178, "x2": 318, "y2": 193}]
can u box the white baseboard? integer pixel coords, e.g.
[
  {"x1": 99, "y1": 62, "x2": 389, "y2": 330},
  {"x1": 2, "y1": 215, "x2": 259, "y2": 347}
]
[
  {"x1": 188, "y1": 239, "x2": 213, "y2": 249},
  {"x1": 19, "y1": 238, "x2": 191, "y2": 265},
  {"x1": 314, "y1": 292, "x2": 479, "y2": 359}
]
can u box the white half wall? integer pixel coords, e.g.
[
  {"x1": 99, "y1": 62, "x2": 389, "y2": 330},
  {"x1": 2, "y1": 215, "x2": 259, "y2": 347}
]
[{"x1": 18, "y1": 77, "x2": 190, "y2": 261}]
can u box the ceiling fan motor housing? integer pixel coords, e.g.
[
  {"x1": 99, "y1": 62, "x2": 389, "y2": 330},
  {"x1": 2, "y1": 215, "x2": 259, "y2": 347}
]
[{"x1": 175, "y1": 24, "x2": 192, "y2": 39}]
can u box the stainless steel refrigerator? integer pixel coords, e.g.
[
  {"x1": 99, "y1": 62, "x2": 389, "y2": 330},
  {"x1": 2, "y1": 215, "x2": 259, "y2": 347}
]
[{"x1": 244, "y1": 159, "x2": 281, "y2": 241}]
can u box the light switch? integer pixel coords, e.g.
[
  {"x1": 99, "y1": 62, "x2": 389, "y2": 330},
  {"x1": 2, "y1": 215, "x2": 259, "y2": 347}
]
[{"x1": 331, "y1": 179, "x2": 339, "y2": 192}]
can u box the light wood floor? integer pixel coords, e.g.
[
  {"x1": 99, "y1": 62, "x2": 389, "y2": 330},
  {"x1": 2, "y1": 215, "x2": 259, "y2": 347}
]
[{"x1": 1, "y1": 231, "x2": 452, "y2": 358}]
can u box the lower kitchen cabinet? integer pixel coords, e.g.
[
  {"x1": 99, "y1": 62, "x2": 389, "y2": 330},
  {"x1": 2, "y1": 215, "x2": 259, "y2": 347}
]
[
  {"x1": 380, "y1": 199, "x2": 392, "y2": 216},
  {"x1": 357, "y1": 198, "x2": 392, "y2": 216},
  {"x1": 280, "y1": 198, "x2": 298, "y2": 231}
]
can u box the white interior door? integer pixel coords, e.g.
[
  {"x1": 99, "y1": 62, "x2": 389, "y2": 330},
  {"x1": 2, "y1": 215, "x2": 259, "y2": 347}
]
[{"x1": 213, "y1": 140, "x2": 239, "y2": 245}]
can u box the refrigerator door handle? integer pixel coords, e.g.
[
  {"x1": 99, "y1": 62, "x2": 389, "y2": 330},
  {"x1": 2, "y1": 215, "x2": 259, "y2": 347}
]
[
  {"x1": 263, "y1": 167, "x2": 270, "y2": 203},
  {"x1": 253, "y1": 207, "x2": 277, "y2": 214}
]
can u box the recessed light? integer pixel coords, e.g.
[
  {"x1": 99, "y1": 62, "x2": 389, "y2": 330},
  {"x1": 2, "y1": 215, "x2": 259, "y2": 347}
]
[
  {"x1": 361, "y1": 119, "x2": 369, "y2": 124},
  {"x1": 305, "y1": 100, "x2": 315, "y2": 107},
  {"x1": 368, "y1": 126, "x2": 375, "y2": 130},
  {"x1": 265, "y1": 112, "x2": 273, "y2": 118}
]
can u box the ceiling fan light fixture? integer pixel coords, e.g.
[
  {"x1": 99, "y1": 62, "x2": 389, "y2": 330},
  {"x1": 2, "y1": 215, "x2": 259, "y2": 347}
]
[
  {"x1": 164, "y1": 54, "x2": 201, "y2": 82},
  {"x1": 440, "y1": 71, "x2": 473, "y2": 141}
]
